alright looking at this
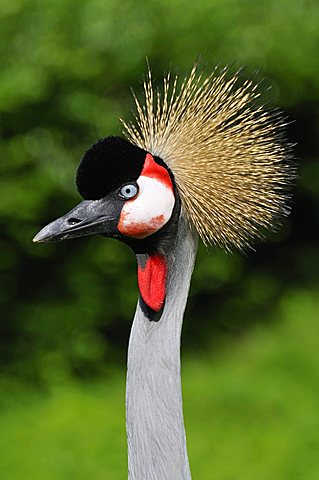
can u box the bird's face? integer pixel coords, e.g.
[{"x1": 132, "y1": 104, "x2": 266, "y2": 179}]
[{"x1": 33, "y1": 137, "x2": 179, "y2": 251}]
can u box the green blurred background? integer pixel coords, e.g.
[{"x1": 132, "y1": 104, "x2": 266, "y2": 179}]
[{"x1": 0, "y1": 0, "x2": 318, "y2": 478}]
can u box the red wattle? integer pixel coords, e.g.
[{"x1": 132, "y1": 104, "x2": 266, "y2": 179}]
[{"x1": 137, "y1": 254, "x2": 167, "y2": 312}]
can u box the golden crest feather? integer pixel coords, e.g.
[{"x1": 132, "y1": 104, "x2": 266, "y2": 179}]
[{"x1": 121, "y1": 65, "x2": 294, "y2": 250}]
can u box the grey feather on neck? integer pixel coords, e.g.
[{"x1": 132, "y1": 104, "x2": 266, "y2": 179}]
[{"x1": 126, "y1": 211, "x2": 198, "y2": 480}]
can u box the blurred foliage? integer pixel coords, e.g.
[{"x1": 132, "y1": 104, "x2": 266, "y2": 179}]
[
  {"x1": 0, "y1": 0, "x2": 319, "y2": 475},
  {"x1": 0, "y1": 288, "x2": 319, "y2": 479}
]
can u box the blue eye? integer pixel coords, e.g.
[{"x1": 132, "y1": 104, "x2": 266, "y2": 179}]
[{"x1": 119, "y1": 183, "x2": 139, "y2": 199}]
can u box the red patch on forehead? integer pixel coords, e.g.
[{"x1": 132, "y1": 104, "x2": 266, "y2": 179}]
[
  {"x1": 141, "y1": 153, "x2": 173, "y2": 190},
  {"x1": 138, "y1": 254, "x2": 167, "y2": 312}
]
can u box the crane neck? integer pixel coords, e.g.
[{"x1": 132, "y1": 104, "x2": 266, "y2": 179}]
[{"x1": 126, "y1": 212, "x2": 198, "y2": 480}]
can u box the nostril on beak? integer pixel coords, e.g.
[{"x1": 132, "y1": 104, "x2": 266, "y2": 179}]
[{"x1": 68, "y1": 217, "x2": 82, "y2": 226}]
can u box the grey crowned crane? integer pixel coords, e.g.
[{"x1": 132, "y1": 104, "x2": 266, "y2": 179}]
[{"x1": 34, "y1": 66, "x2": 294, "y2": 480}]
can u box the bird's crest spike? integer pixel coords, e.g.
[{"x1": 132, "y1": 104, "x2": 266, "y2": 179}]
[{"x1": 121, "y1": 64, "x2": 295, "y2": 251}]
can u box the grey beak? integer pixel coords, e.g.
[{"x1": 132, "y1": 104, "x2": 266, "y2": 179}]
[{"x1": 33, "y1": 198, "x2": 119, "y2": 243}]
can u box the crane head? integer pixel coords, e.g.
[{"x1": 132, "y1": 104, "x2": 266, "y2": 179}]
[
  {"x1": 34, "y1": 66, "x2": 295, "y2": 252},
  {"x1": 34, "y1": 65, "x2": 295, "y2": 318},
  {"x1": 33, "y1": 136, "x2": 179, "y2": 250}
]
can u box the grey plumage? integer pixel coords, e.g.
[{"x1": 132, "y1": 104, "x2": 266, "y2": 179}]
[{"x1": 126, "y1": 211, "x2": 197, "y2": 479}]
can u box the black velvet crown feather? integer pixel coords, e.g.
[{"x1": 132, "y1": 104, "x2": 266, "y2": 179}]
[{"x1": 76, "y1": 136, "x2": 147, "y2": 200}]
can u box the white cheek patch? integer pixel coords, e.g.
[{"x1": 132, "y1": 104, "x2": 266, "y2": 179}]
[{"x1": 118, "y1": 176, "x2": 175, "y2": 238}]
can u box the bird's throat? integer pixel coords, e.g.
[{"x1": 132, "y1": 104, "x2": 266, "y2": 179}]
[{"x1": 136, "y1": 253, "x2": 167, "y2": 320}]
